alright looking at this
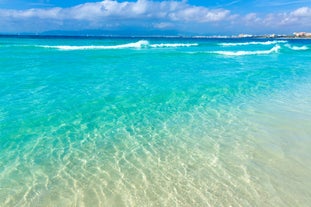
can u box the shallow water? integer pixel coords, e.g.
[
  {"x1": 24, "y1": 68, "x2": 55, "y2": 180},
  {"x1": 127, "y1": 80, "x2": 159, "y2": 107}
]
[{"x1": 0, "y1": 36, "x2": 311, "y2": 206}]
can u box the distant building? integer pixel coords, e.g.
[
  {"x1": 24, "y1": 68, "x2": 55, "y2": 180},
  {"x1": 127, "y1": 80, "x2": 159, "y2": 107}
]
[
  {"x1": 238, "y1": 34, "x2": 253, "y2": 38},
  {"x1": 293, "y1": 32, "x2": 311, "y2": 37}
]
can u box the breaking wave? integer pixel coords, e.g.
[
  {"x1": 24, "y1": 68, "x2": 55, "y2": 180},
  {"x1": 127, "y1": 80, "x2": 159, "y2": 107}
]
[
  {"x1": 38, "y1": 40, "x2": 199, "y2": 50},
  {"x1": 150, "y1": 43, "x2": 198, "y2": 48},
  {"x1": 219, "y1": 40, "x2": 287, "y2": 46},
  {"x1": 285, "y1": 44, "x2": 309, "y2": 51},
  {"x1": 212, "y1": 45, "x2": 281, "y2": 56},
  {"x1": 40, "y1": 40, "x2": 149, "y2": 50}
]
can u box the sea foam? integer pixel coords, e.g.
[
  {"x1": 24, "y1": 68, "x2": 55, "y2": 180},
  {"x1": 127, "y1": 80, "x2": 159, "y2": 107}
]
[
  {"x1": 150, "y1": 43, "x2": 198, "y2": 48},
  {"x1": 212, "y1": 45, "x2": 281, "y2": 56},
  {"x1": 39, "y1": 40, "x2": 198, "y2": 50},
  {"x1": 219, "y1": 40, "x2": 287, "y2": 46},
  {"x1": 285, "y1": 44, "x2": 309, "y2": 51},
  {"x1": 40, "y1": 40, "x2": 149, "y2": 50}
]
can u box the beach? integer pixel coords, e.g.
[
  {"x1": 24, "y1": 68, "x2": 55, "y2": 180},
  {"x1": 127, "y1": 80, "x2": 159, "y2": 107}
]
[{"x1": 0, "y1": 36, "x2": 311, "y2": 206}]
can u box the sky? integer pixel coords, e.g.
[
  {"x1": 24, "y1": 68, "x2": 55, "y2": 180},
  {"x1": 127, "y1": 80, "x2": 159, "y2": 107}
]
[{"x1": 0, "y1": 0, "x2": 310, "y2": 35}]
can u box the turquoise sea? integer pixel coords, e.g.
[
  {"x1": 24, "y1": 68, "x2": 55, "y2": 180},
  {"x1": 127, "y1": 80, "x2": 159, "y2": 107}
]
[{"x1": 0, "y1": 36, "x2": 311, "y2": 206}]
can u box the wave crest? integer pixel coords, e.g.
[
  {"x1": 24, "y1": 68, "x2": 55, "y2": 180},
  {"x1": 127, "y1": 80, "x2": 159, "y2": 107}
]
[
  {"x1": 40, "y1": 40, "x2": 149, "y2": 50},
  {"x1": 150, "y1": 43, "x2": 198, "y2": 48},
  {"x1": 39, "y1": 40, "x2": 199, "y2": 50},
  {"x1": 213, "y1": 45, "x2": 281, "y2": 56},
  {"x1": 285, "y1": 44, "x2": 309, "y2": 51},
  {"x1": 219, "y1": 40, "x2": 287, "y2": 46}
]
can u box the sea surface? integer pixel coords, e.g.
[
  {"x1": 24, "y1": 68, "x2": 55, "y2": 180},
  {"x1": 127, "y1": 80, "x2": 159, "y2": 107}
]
[{"x1": 0, "y1": 36, "x2": 311, "y2": 206}]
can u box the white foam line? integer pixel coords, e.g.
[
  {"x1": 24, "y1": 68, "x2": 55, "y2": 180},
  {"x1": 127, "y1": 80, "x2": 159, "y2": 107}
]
[
  {"x1": 219, "y1": 40, "x2": 287, "y2": 46},
  {"x1": 285, "y1": 44, "x2": 309, "y2": 51},
  {"x1": 212, "y1": 45, "x2": 281, "y2": 56},
  {"x1": 38, "y1": 41, "x2": 199, "y2": 50},
  {"x1": 150, "y1": 43, "x2": 198, "y2": 48},
  {"x1": 39, "y1": 40, "x2": 149, "y2": 50}
]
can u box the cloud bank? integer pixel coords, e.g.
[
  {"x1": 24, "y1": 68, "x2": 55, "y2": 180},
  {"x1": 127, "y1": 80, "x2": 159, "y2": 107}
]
[
  {"x1": 0, "y1": 0, "x2": 310, "y2": 34},
  {"x1": 0, "y1": 0, "x2": 230, "y2": 21}
]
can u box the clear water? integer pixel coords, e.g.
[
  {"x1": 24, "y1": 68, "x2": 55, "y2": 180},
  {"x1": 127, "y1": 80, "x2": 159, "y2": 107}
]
[{"x1": 1, "y1": 36, "x2": 311, "y2": 206}]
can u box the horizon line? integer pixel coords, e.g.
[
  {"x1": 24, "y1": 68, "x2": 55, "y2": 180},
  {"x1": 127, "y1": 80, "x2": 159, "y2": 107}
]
[{"x1": 1, "y1": 33, "x2": 310, "y2": 39}]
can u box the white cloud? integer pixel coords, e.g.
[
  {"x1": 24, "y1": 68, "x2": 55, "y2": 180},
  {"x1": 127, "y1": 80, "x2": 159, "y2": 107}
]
[
  {"x1": 0, "y1": 0, "x2": 230, "y2": 22},
  {"x1": 290, "y1": 6, "x2": 311, "y2": 17},
  {"x1": 0, "y1": 0, "x2": 233, "y2": 33},
  {"x1": 153, "y1": 22, "x2": 174, "y2": 29},
  {"x1": 261, "y1": 6, "x2": 311, "y2": 27},
  {"x1": 231, "y1": 6, "x2": 311, "y2": 33},
  {"x1": 0, "y1": 7, "x2": 62, "y2": 19},
  {"x1": 244, "y1": 13, "x2": 260, "y2": 22},
  {"x1": 0, "y1": 1, "x2": 310, "y2": 34}
]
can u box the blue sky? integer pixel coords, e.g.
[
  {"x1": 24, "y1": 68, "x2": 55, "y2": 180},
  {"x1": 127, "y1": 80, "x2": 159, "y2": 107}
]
[{"x1": 0, "y1": 0, "x2": 310, "y2": 35}]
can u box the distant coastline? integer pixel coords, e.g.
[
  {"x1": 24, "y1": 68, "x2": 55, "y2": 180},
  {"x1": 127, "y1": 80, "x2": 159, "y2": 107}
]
[
  {"x1": 0, "y1": 32, "x2": 310, "y2": 39},
  {"x1": 231, "y1": 32, "x2": 311, "y2": 39}
]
